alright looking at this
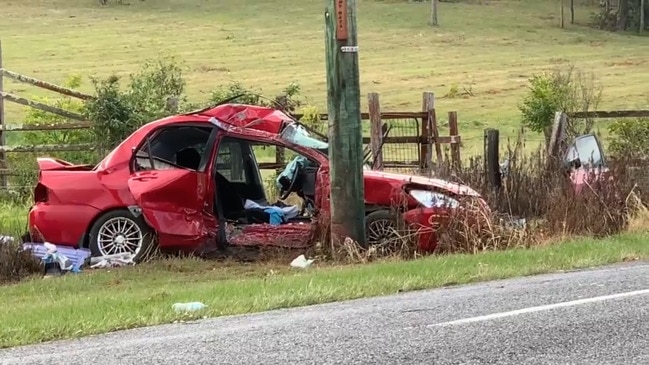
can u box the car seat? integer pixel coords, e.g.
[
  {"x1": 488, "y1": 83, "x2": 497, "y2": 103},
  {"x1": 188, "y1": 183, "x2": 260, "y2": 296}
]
[{"x1": 176, "y1": 148, "x2": 202, "y2": 170}]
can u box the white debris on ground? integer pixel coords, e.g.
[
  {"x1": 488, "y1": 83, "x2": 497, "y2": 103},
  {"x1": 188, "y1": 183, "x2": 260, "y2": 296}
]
[
  {"x1": 89, "y1": 253, "x2": 135, "y2": 269},
  {"x1": 172, "y1": 302, "x2": 208, "y2": 313},
  {"x1": 42, "y1": 242, "x2": 76, "y2": 273},
  {"x1": 0, "y1": 235, "x2": 15, "y2": 244},
  {"x1": 290, "y1": 254, "x2": 315, "y2": 269}
]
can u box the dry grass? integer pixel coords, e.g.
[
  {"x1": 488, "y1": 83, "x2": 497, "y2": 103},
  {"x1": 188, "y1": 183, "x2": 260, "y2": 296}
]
[
  {"x1": 429, "y1": 136, "x2": 648, "y2": 254},
  {"x1": 1, "y1": 0, "x2": 648, "y2": 152},
  {"x1": 0, "y1": 241, "x2": 43, "y2": 284}
]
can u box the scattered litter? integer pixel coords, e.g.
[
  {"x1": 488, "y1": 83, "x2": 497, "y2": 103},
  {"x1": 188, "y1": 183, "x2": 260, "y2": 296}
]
[
  {"x1": 23, "y1": 242, "x2": 91, "y2": 276},
  {"x1": 498, "y1": 216, "x2": 527, "y2": 230},
  {"x1": 90, "y1": 253, "x2": 135, "y2": 268},
  {"x1": 172, "y1": 302, "x2": 208, "y2": 313},
  {"x1": 0, "y1": 235, "x2": 15, "y2": 244},
  {"x1": 290, "y1": 254, "x2": 314, "y2": 269}
]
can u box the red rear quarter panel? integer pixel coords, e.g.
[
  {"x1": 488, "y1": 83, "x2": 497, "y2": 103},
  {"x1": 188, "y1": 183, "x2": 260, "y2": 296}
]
[{"x1": 30, "y1": 167, "x2": 134, "y2": 246}]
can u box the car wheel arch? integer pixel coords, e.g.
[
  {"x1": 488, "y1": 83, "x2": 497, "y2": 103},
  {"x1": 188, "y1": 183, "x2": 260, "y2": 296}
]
[{"x1": 80, "y1": 205, "x2": 154, "y2": 248}]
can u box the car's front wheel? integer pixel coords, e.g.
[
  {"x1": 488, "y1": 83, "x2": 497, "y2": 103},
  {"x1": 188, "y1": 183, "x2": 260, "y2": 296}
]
[
  {"x1": 364, "y1": 210, "x2": 415, "y2": 254},
  {"x1": 88, "y1": 209, "x2": 157, "y2": 263}
]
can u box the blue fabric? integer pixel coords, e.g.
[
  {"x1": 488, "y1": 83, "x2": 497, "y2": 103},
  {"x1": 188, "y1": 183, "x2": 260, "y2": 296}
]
[
  {"x1": 276, "y1": 156, "x2": 308, "y2": 191},
  {"x1": 264, "y1": 207, "x2": 286, "y2": 226}
]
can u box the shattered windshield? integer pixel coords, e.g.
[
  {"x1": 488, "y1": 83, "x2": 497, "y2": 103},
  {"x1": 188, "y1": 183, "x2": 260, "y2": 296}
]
[{"x1": 280, "y1": 123, "x2": 328, "y2": 151}]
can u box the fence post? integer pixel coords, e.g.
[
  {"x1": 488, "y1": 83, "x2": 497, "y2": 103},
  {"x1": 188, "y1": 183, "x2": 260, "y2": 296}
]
[
  {"x1": 0, "y1": 40, "x2": 6, "y2": 189},
  {"x1": 422, "y1": 92, "x2": 442, "y2": 173},
  {"x1": 548, "y1": 111, "x2": 567, "y2": 158},
  {"x1": 448, "y1": 111, "x2": 460, "y2": 169},
  {"x1": 484, "y1": 128, "x2": 501, "y2": 190},
  {"x1": 367, "y1": 92, "x2": 383, "y2": 170}
]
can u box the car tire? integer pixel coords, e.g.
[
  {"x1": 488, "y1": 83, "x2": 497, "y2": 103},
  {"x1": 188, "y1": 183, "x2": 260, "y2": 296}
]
[
  {"x1": 88, "y1": 209, "x2": 157, "y2": 264},
  {"x1": 364, "y1": 210, "x2": 410, "y2": 248}
]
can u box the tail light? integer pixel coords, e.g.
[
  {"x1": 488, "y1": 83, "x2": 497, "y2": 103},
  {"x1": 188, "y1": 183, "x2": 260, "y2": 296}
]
[{"x1": 34, "y1": 183, "x2": 48, "y2": 203}]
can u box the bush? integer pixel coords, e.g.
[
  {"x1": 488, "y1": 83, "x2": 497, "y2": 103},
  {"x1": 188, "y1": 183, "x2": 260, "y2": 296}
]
[
  {"x1": 519, "y1": 65, "x2": 602, "y2": 146},
  {"x1": 84, "y1": 56, "x2": 187, "y2": 151},
  {"x1": 608, "y1": 117, "x2": 649, "y2": 159},
  {"x1": 208, "y1": 80, "x2": 304, "y2": 113},
  {"x1": 0, "y1": 241, "x2": 43, "y2": 284}
]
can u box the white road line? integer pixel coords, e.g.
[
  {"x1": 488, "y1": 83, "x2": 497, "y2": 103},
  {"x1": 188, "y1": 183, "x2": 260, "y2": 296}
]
[{"x1": 428, "y1": 288, "x2": 649, "y2": 328}]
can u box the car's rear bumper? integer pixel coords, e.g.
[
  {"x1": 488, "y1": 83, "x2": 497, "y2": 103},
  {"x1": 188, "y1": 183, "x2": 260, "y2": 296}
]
[{"x1": 27, "y1": 203, "x2": 100, "y2": 247}]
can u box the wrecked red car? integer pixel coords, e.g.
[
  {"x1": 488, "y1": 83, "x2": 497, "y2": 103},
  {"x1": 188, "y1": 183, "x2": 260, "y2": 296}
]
[{"x1": 26, "y1": 104, "x2": 487, "y2": 262}]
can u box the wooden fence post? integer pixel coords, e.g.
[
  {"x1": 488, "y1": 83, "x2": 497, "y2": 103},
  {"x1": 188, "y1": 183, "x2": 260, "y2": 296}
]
[
  {"x1": 368, "y1": 92, "x2": 383, "y2": 170},
  {"x1": 448, "y1": 111, "x2": 460, "y2": 169},
  {"x1": 422, "y1": 92, "x2": 442, "y2": 173},
  {"x1": 0, "y1": 40, "x2": 6, "y2": 189},
  {"x1": 548, "y1": 111, "x2": 567, "y2": 158},
  {"x1": 484, "y1": 128, "x2": 501, "y2": 189}
]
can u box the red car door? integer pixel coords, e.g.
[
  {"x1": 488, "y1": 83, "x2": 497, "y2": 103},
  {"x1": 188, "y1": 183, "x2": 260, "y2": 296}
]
[{"x1": 127, "y1": 169, "x2": 217, "y2": 249}]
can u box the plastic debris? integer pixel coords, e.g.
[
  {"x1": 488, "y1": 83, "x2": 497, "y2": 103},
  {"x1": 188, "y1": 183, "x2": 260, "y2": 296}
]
[
  {"x1": 0, "y1": 235, "x2": 15, "y2": 244},
  {"x1": 90, "y1": 253, "x2": 135, "y2": 269},
  {"x1": 172, "y1": 302, "x2": 208, "y2": 312},
  {"x1": 290, "y1": 254, "x2": 314, "y2": 269},
  {"x1": 40, "y1": 242, "x2": 80, "y2": 276},
  {"x1": 22, "y1": 242, "x2": 92, "y2": 275}
]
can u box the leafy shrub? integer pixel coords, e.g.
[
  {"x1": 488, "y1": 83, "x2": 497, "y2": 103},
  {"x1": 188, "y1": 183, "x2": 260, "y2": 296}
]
[
  {"x1": 519, "y1": 65, "x2": 602, "y2": 145},
  {"x1": 84, "y1": 56, "x2": 187, "y2": 151},
  {"x1": 208, "y1": 80, "x2": 303, "y2": 113},
  {"x1": 608, "y1": 117, "x2": 649, "y2": 159}
]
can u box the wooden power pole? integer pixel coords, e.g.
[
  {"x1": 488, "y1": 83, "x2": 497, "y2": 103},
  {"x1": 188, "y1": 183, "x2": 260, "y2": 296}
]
[{"x1": 324, "y1": 0, "x2": 367, "y2": 247}]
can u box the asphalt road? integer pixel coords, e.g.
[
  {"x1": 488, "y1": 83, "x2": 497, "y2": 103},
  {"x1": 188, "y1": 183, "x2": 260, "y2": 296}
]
[{"x1": 2, "y1": 262, "x2": 648, "y2": 365}]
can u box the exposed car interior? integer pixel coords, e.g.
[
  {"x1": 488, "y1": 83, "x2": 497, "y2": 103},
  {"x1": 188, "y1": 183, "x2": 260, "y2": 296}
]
[
  {"x1": 130, "y1": 125, "x2": 319, "y2": 227},
  {"x1": 214, "y1": 136, "x2": 319, "y2": 225}
]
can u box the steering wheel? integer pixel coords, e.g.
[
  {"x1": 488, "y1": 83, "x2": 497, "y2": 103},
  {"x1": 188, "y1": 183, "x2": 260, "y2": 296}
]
[{"x1": 280, "y1": 163, "x2": 303, "y2": 200}]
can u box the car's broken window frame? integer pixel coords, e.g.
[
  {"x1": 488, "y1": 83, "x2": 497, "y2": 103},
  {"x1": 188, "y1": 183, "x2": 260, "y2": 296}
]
[
  {"x1": 130, "y1": 123, "x2": 218, "y2": 173},
  {"x1": 213, "y1": 132, "x2": 321, "y2": 200}
]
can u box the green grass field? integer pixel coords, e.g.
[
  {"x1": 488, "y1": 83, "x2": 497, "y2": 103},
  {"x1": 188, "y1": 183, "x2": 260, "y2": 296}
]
[{"x1": 1, "y1": 0, "x2": 648, "y2": 156}]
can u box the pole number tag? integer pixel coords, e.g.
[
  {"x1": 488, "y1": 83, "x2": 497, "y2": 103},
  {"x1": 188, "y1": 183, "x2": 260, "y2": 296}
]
[{"x1": 340, "y1": 46, "x2": 359, "y2": 53}]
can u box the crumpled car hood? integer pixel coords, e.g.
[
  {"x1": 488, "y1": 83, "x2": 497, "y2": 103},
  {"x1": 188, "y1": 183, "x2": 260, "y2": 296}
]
[{"x1": 362, "y1": 170, "x2": 482, "y2": 197}]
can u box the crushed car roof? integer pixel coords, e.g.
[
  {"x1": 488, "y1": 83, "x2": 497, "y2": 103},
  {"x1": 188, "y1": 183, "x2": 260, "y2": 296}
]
[{"x1": 191, "y1": 104, "x2": 293, "y2": 134}]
